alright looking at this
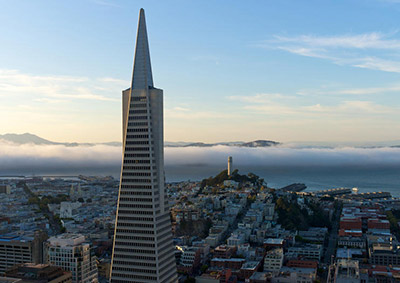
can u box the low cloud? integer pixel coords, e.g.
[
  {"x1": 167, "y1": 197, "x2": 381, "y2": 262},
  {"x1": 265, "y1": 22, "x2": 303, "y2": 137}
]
[
  {"x1": 1, "y1": 142, "x2": 400, "y2": 179},
  {"x1": 165, "y1": 145, "x2": 400, "y2": 167},
  {"x1": 0, "y1": 142, "x2": 122, "y2": 176}
]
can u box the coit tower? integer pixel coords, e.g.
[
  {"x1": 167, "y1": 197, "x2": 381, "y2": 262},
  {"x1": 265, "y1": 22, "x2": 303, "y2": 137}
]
[{"x1": 228, "y1": 156, "x2": 233, "y2": 176}]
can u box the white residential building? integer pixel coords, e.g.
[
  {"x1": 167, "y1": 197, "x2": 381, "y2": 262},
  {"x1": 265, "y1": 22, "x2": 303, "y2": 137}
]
[
  {"x1": 46, "y1": 233, "x2": 98, "y2": 283},
  {"x1": 179, "y1": 246, "x2": 200, "y2": 269},
  {"x1": 60, "y1": 202, "x2": 82, "y2": 218},
  {"x1": 264, "y1": 248, "x2": 283, "y2": 274},
  {"x1": 227, "y1": 233, "x2": 245, "y2": 246}
]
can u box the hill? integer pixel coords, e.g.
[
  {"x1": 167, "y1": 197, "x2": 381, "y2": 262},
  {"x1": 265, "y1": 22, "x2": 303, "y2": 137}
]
[
  {"x1": 200, "y1": 169, "x2": 265, "y2": 188},
  {"x1": 0, "y1": 133, "x2": 280, "y2": 148}
]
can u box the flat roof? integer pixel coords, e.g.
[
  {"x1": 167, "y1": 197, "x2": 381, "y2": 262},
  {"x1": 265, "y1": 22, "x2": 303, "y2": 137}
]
[
  {"x1": 280, "y1": 266, "x2": 316, "y2": 273},
  {"x1": 0, "y1": 234, "x2": 33, "y2": 242},
  {"x1": 264, "y1": 238, "x2": 284, "y2": 244},
  {"x1": 336, "y1": 248, "x2": 363, "y2": 258},
  {"x1": 48, "y1": 233, "x2": 85, "y2": 246},
  {"x1": 211, "y1": 257, "x2": 245, "y2": 262},
  {"x1": 241, "y1": 261, "x2": 260, "y2": 270}
]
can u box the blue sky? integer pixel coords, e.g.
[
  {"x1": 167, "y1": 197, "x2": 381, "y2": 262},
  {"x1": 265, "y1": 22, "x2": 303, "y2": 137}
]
[{"x1": 1, "y1": 0, "x2": 400, "y2": 143}]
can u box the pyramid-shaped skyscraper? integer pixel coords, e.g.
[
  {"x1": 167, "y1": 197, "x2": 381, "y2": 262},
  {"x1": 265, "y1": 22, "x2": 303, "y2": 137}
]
[{"x1": 110, "y1": 9, "x2": 178, "y2": 283}]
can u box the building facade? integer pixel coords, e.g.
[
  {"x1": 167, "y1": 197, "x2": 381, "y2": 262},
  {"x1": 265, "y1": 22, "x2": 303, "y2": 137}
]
[
  {"x1": 4, "y1": 263, "x2": 72, "y2": 283},
  {"x1": 228, "y1": 156, "x2": 233, "y2": 176},
  {"x1": 0, "y1": 231, "x2": 47, "y2": 275},
  {"x1": 287, "y1": 244, "x2": 323, "y2": 261},
  {"x1": 264, "y1": 248, "x2": 283, "y2": 274},
  {"x1": 177, "y1": 246, "x2": 201, "y2": 275},
  {"x1": 110, "y1": 8, "x2": 177, "y2": 283},
  {"x1": 45, "y1": 234, "x2": 98, "y2": 283},
  {"x1": 0, "y1": 185, "x2": 11, "y2": 194}
]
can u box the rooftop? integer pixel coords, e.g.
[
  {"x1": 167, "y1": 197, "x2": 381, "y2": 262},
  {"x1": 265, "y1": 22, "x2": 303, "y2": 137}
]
[
  {"x1": 0, "y1": 234, "x2": 33, "y2": 242},
  {"x1": 280, "y1": 266, "x2": 316, "y2": 274},
  {"x1": 48, "y1": 233, "x2": 85, "y2": 247},
  {"x1": 241, "y1": 261, "x2": 260, "y2": 270},
  {"x1": 264, "y1": 238, "x2": 284, "y2": 245}
]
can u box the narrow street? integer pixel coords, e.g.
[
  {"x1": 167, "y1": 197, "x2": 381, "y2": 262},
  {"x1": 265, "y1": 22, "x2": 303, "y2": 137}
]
[
  {"x1": 321, "y1": 203, "x2": 342, "y2": 281},
  {"x1": 221, "y1": 198, "x2": 252, "y2": 244},
  {"x1": 324, "y1": 204, "x2": 341, "y2": 264},
  {"x1": 20, "y1": 181, "x2": 63, "y2": 235}
]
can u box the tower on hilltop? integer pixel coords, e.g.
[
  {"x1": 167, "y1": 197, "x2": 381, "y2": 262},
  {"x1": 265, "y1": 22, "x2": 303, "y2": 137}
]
[
  {"x1": 228, "y1": 156, "x2": 233, "y2": 176},
  {"x1": 110, "y1": 9, "x2": 178, "y2": 283}
]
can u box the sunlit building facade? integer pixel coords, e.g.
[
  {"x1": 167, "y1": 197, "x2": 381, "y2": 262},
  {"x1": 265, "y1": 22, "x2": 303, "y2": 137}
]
[{"x1": 110, "y1": 8, "x2": 177, "y2": 283}]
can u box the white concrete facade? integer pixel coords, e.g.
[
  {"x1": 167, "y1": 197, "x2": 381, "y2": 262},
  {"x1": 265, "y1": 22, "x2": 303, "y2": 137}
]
[
  {"x1": 264, "y1": 248, "x2": 284, "y2": 274},
  {"x1": 46, "y1": 234, "x2": 98, "y2": 283},
  {"x1": 110, "y1": 8, "x2": 177, "y2": 283}
]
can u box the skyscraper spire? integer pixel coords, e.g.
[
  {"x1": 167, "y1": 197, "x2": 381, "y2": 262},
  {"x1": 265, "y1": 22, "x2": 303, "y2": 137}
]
[
  {"x1": 131, "y1": 8, "x2": 153, "y2": 90},
  {"x1": 110, "y1": 9, "x2": 178, "y2": 283}
]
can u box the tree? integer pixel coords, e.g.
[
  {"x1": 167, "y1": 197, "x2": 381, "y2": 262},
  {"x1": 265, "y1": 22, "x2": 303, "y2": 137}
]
[
  {"x1": 78, "y1": 197, "x2": 84, "y2": 203},
  {"x1": 28, "y1": 196, "x2": 40, "y2": 205},
  {"x1": 200, "y1": 265, "x2": 208, "y2": 273},
  {"x1": 275, "y1": 196, "x2": 331, "y2": 231}
]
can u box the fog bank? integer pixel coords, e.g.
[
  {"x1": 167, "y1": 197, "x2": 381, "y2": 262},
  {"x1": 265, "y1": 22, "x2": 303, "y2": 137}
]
[{"x1": 0, "y1": 142, "x2": 399, "y2": 177}]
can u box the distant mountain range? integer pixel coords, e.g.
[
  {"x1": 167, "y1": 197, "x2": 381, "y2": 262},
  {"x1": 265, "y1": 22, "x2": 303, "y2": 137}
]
[
  {"x1": 165, "y1": 140, "x2": 280, "y2": 148},
  {"x1": 0, "y1": 133, "x2": 280, "y2": 148},
  {"x1": 0, "y1": 133, "x2": 121, "y2": 147},
  {"x1": 2, "y1": 133, "x2": 400, "y2": 148}
]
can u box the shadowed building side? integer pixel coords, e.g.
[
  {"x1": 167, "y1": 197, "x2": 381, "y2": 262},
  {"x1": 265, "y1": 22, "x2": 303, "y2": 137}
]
[
  {"x1": 228, "y1": 156, "x2": 232, "y2": 176},
  {"x1": 110, "y1": 8, "x2": 178, "y2": 283}
]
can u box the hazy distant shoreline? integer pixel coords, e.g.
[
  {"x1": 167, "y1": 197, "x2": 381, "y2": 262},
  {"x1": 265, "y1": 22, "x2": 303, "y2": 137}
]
[
  {"x1": 1, "y1": 133, "x2": 399, "y2": 197},
  {"x1": 1, "y1": 163, "x2": 399, "y2": 197}
]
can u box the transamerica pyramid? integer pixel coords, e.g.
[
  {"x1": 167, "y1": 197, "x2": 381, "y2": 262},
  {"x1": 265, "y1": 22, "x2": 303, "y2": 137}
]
[{"x1": 110, "y1": 9, "x2": 178, "y2": 283}]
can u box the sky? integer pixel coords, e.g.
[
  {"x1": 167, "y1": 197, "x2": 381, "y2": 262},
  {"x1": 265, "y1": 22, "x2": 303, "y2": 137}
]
[{"x1": 1, "y1": 0, "x2": 400, "y2": 143}]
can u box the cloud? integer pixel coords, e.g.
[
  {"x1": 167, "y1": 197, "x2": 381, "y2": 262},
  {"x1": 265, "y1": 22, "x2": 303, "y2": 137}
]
[
  {"x1": 0, "y1": 142, "x2": 122, "y2": 175},
  {"x1": 33, "y1": 98, "x2": 67, "y2": 104},
  {"x1": 273, "y1": 33, "x2": 400, "y2": 49},
  {"x1": 165, "y1": 108, "x2": 235, "y2": 119},
  {"x1": 171, "y1": 106, "x2": 190, "y2": 112},
  {"x1": 304, "y1": 100, "x2": 394, "y2": 114},
  {"x1": 260, "y1": 32, "x2": 400, "y2": 73},
  {"x1": 230, "y1": 93, "x2": 396, "y2": 116},
  {"x1": 1, "y1": 142, "x2": 400, "y2": 179},
  {"x1": 0, "y1": 69, "x2": 121, "y2": 102},
  {"x1": 293, "y1": 84, "x2": 400, "y2": 98},
  {"x1": 164, "y1": 145, "x2": 400, "y2": 167},
  {"x1": 277, "y1": 46, "x2": 335, "y2": 60},
  {"x1": 336, "y1": 85, "x2": 400, "y2": 95},
  {"x1": 229, "y1": 93, "x2": 297, "y2": 104},
  {"x1": 97, "y1": 77, "x2": 129, "y2": 85},
  {"x1": 353, "y1": 57, "x2": 400, "y2": 73}
]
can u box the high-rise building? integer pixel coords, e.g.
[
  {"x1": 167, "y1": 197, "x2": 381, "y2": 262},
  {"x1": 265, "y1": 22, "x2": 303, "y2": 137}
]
[
  {"x1": 110, "y1": 8, "x2": 177, "y2": 283},
  {"x1": 45, "y1": 234, "x2": 98, "y2": 283},
  {"x1": 0, "y1": 185, "x2": 11, "y2": 194},
  {"x1": 0, "y1": 231, "x2": 48, "y2": 275}
]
